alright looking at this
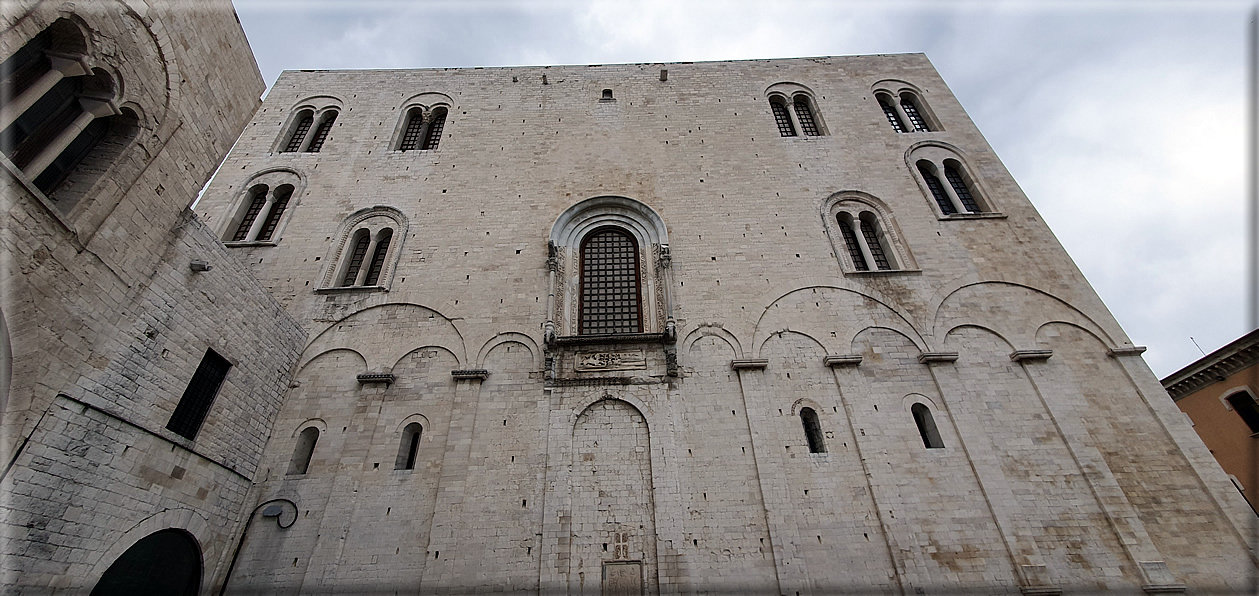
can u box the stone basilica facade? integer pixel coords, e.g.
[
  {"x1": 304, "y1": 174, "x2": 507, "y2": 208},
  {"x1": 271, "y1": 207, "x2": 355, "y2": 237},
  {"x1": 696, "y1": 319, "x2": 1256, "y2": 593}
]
[{"x1": 3, "y1": 1, "x2": 1257, "y2": 594}]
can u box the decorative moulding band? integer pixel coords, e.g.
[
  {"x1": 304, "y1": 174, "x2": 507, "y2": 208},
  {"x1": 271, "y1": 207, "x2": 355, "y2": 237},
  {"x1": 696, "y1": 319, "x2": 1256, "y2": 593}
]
[
  {"x1": 917, "y1": 352, "x2": 959, "y2": 364},
  {"x1": 730, "y1": 359, "x2": 769, "y2": 370},
  {"x1": 1009, "y1": 349, "x2": 1053, "y2": 362},
  {"x1": 553, "y1": 332, "x2": 671, "y2": 346},
  {"x1": 1107, "y1": 346, "x2": 1148, "y2": 357},
  {"x1": 823, "y1": 355, "x2": 863, "y2": 367},
  {"x1": 356, "y1": 373, "x2": 395, "y2": 385},
  {"x1": 451, "y1": 369, "x2": 489, "y2": 380}
]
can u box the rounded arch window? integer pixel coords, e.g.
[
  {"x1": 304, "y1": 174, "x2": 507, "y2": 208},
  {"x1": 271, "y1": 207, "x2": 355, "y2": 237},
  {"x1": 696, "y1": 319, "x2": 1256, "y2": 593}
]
[{"x1": 579, "y1": 227, "x2": 642, "y2": 335}]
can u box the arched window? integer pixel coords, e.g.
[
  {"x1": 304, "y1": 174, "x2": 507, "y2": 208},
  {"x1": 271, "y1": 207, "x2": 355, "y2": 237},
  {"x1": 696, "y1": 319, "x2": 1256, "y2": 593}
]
[
  {"x1": 281, "y1": 111, "x2": 312, "y2": 152},
  {"x1": 0, "y1": 21, "x2": 132, "y2": 200},
  {"x1": 396, "y1": 422, "x2": 422, "y2": 470},
  {"x1": 288, "y1": 427, "x2": 319, "y2": 475},
  {"x1": 339, "y1": 229, "x2": 371, "y2": 286},
  {"x1": 800, "y1": 407, "x2": 826, "y2": 453},
  {"x1": 579, "y1": 228, "x2": 642, "y2": 335},
  {"x1": 279, "y1": 108, "x2": 337, "y2": 153},
  {"x1": 362, "y1": 228, "x2": 393, "y2": 286},
  {"x1": 306, "y1": 111, "x2": 336, "y2": 152},
  {"x1": 320, "y1": 207, "x2": 407, "y2": 291},
  {"x1": 229, "y1": 184, "x2": 294, "y2": 243},
  {"x1": 917, "y1": 161, "x2": 956, "y2": 215},
  {"x1": 912, "y1": 403, "x2": 944, "y2": 449},
  {"x1": 398, "y1": 108, "x2": 425, "y2": 151},
  {"x1": 90, "y1": 529, "x2": 201, "y2": 596},
  {"x1": 769, "y1": 96, "x2": 796, "y2": 137},
  {"x1": 877, "y1": 95, "x2": 906, "y2": 133},
  {"x1": 793, "y1": 95, "x2": 821, "y2": 136},
  {"x1": 943, "y1": 161, "x2": 981, "y2": 213},
  {"x1": 420, "y1": 107, "x2": 446, "y2": 150},
  {"x1": 827, "y1": 196, "x2": 909, "y2": 273},
  {"x1": 900, "y1": 93, "x2": 931, "y2": 132}
]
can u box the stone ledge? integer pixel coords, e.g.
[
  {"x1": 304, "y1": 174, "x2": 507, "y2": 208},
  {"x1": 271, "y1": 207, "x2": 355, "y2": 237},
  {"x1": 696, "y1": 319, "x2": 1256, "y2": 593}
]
[
  {"x1": 1107, "y1": 346, "x2": 1148, "y2": 357},
  {"x1": 553, "y1": 332, "x2": 670, "y2": 346},
  {"x1": 1010, "y1": 349, "x2": 1052, "y2": 362},
  {"x1": 731, "y1": 358, "x2": 769, "y2": 370},
  {"x1": 315, "y1": 285, "x2": 388, "y2": 295},
  {"x1": 823, "y1": 355, "x2": 862, "y2": 367},
  {"x1": 917, "y1": 352, "x2": 959, "y2": 364},
  {"x1": 940, "y1": 212, "x2": 1007, "y2": 220},
  {"x1": 356, "y1": 373, "x2": 395, "y2": 385},
  {"x1": 451, "y1": 369, "x2": 489, "y2": 380}
]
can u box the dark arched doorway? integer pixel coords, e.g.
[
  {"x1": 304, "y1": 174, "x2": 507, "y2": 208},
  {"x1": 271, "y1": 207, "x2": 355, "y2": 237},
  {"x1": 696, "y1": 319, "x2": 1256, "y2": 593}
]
[{"x1": 91, "y1": 528, "x2": 202, "y2": 595}]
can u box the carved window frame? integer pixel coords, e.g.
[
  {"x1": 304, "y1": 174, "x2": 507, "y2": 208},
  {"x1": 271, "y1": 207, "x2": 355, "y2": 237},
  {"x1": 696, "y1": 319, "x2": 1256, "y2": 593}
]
[
  {"x1": 872, "y1": 79, "x2": 942, "y2": 133},
  {"x1": 274, "y1": 96, "x2": 342, "y2": 154},
  {"x1": 318, "y1": 206, "x2": 407, "y2": 292},
  {"x1": 906, "y1": 142, "x2": 1002, "y2": 219},
  {"x1": 388, "y1": 92, "x2": 453, "y2": 153},
  {"x1": 765, "y1": 82, "x2": 827, "y2": 138},
  {"x1": 547, "y1": 196, "x2": 675, "y2": 342},
  {"x1": 821, "y1": 191, "x2": 917, "y2": 274},
  {"x1": 221, "y1": 169, "x2": 304, "y2": 246}
]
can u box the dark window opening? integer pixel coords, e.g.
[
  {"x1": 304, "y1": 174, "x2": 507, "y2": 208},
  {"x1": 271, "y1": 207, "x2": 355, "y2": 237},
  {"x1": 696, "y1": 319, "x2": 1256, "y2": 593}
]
[
  {"x1": 912, "y1": 403, "x2": 944, "y2": 449},
  {"x1": 801, "y1": 407, "x2": 826, "y2": 453},
  {"x1": 579, "y1": 228, "x2": 642, "y2": 335},
  {"x1": 837, "y1": 214, "x2": 868, "y2": 271},
  {"x1": 255, "y1": 186, "x2": 293, "y2": 242},
  {"x1": 859, "y1": 215, "x2": 891, "y2": 270},
  {"x1": 288, "y1": 427, "x2": 319, "y2": 475},
  {"x1": 399, "y1": 109, "x2": 425, "y2": 151},
  {"x1": 340, "y1": 230, "x2": 371, "y2": 286},
  {"x1": 601, "y1": 88, "x2": 613, "y2": 100},
  {"x1": 944, "y1": 164, "x2": 981, "y2": 213},
  {"x1": 306, "y1": 112, "x2": 336, "y2": 152},
  {"x1": 90, "y1": 529, "x2": 201, "y2": 596},
  {"x1": 396, "y1": 422, "x2": 423, "y2": 470},
  {"x1": 878, "y1": 96, "x2": 906, "y2": 133},
  {"x1": 1227, "y1": 392, "x2": 1259, "y2": 434},
  {"x1": 900, "y1": 94, "x2": 930, "y2": 132},
  {"x1": 232, "y1": 186, "x2": 268, "y2": 241},
  {"x1": 166, "y1": 349, "x2": 231, "y2": 440}
]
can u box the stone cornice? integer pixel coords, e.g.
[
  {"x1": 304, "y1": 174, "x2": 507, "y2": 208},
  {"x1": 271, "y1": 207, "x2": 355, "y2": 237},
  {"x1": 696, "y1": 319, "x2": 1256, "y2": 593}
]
[{"x1": 1161, "y1": 329, "x2": 1259, "y2": 400}]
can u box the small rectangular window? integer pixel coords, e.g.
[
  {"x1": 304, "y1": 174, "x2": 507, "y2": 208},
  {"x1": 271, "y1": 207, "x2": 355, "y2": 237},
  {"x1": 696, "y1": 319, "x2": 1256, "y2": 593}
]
[
  {"x1": 166, "y1": 349, "x2": 231, "y2": 440},
  {"x1": 1227, "y1": 393, "x2": 1259, "y2": 434}
]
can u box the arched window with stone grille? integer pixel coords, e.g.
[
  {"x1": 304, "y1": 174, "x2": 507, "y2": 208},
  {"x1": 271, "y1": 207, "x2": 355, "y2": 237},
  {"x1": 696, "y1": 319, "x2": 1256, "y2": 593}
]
[
  {"x1": 398, "y1": 108, "x2": 425, "y2": 151},
  {"x1": 769, "y1": 95, "x2": 796, "y2": 137},
  {"x1": 420, "y1": 107, "x2": 446, "y2": 150},
  {"x1": 827, "y1": 195, "x2": 910, "y2": 274},
  {"x1": 281, "y1": 111, "x2": 313, "y2": 152},
  {"x1": 877, "y1": 94, "x2": 906, "y2": 132},
  {"x1": 900, "y1": 93, "x2": 931, "y2": 132},
  {"x1": 579, "y1": 228, "x2": 642, "y2": 335},
  {"x1": 793, "y1": 95, "x2": 821, "y2": 136}
]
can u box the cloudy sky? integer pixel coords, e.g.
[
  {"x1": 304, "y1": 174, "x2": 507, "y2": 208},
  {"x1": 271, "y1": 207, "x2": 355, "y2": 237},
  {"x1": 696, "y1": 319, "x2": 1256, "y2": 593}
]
[{"x1": 231, "y1": 0, "x2": 1255, "y2": 378}]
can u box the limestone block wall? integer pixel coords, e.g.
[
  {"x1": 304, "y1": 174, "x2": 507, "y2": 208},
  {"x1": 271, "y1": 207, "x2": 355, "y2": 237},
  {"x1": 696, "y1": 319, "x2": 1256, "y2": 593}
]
[
  {"x1": 197, "y1": 56, "x2": 1257, "y2": 593},
  {"x1": 0, "y1": 1, "x2": 305, "y2": 592}
]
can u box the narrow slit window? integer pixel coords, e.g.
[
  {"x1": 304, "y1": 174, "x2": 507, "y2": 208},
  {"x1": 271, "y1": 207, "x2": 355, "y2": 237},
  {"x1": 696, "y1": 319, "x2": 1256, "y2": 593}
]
[
  {"x1": 944, "y1": 164, "x2": 981, "y2": 213},
  {"x1": 912, "y1": 403, "x2": 944, "y2": 449},
  {"x1": 579, "y1": 228, "x2": 641, "y2": 334},
  {"x1": 794, "y1": 96, "x2": 820, "y2": 136},
  {"x1": 255, "y1": 186, "x2": 293, "y2": 242},
  {"x1": 859, "y1": 215, "x2": 891, "y2": 270},
  {"x1": 878, "y1": 96, "x2": 906, "y2": 133},
  {"x1": 340, "y1": 231, "x2": 371, "y2": 286},
  {"x1": 231, "y1": 187, "x2": 268, "y2": 241},
  {"x1": 166, "y1": 349, "x2": 231, "y2": 440},
  {"x1": 306, "y1": 112, "x2": 336, "y2": 153},
  {"x1": 399, "y1": 109, "x2": 425, "y2": 151},
  {"x1": 918, "y1": 162, "x2": 956, "y2": 215},
  {"x1": 801, "y1": 407, "x2": 826, "y2": 453},
  {"x1": 362, "y1": 229, "x2": 393, "y2": 286},
  {"x1": 288, "y1": 427, "x2": 319, "y2": 475},
  {"x1": 770, "y1": 98, "x2": 796, "y2": 137},
  {"x1": 900, "y1": 94, "x2": 930, "y2": 132},
  {"x1": 396, "y1": 423, "x2": 423, "y2": 470},
  {"x1": 837, "y1": 214, "x2": 868, "y2": 271},
  {"x1": 420, "y1": 108, "x2": 445, "y2": 150},
  {"x1": 1227, "y1": 393, "x2": 1259, "y2": 434},
  {"x1": 283, "y1": 112, "x2": 313, "y2": 152}
]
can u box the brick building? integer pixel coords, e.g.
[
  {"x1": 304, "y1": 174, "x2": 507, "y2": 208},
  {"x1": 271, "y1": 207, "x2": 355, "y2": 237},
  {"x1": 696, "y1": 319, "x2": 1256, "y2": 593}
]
[{"x1": 3, "y1": 1, "x2": 1257, "y2": 593}]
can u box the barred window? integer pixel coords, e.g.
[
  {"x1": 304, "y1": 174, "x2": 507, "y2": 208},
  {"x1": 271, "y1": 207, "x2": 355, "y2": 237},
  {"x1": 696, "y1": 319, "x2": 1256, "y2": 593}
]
[
  {"x1": 306, "y1": 111, "x2": 336, "y2": 153},
  {"x1": 340, "y1": 230, "x2": 371, "y2": 286},
  {"x1": 166, "y1": 349, "x2": 231, "y2": 440},
  {"x1": 878, "y1": 96, "x2": 906, "y2": 133},
  {"x1": 231, "y1": 186, "x2": 268, "y2": 241},
  {"x1": 794, "y1": 95, "x2": 820, "y2": 136},
  {"x1": 837, "y1": 214, "x2": 868, "y2": 271},
  {"x1": 579, "y1": 228, "x2": 642, "y2": 335},
  {"x1": 255, "y1": 186, "x2": 293, "y2": 242},
  {"x1": 944, "y1": 164, "x2": 981, "y2": 213},
  {"x1": 398, "y1": 109, "x2": 425, "y2": 151},
  {"x1": 900, "y1": 94, "x2": 930, "y2": 132},
  {"x1": 362, "y1": 229, "x2": 393, "y2": 286},
  {"x1": 770, "y1": 98, "x2": 796, "y2": 137},
  {"x1": 918, "y1": 162, "x2": 956, "y2": 215},
  {"x1": 420, "y1": 108, "x2": 446, "y2": 150},
  {"x1": 283, "y1": 112, "x2": 313, "y2": 152},
  {"x1": 859, "y1": 215, "x2": 891, "y2": 270}
]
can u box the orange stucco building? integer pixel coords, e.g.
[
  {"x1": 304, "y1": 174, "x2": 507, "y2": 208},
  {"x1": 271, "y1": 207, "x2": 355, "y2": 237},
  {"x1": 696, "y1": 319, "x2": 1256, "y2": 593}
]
[{"x1": 1163, "y1": 329, "x2": 1259, "y2": 513}]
